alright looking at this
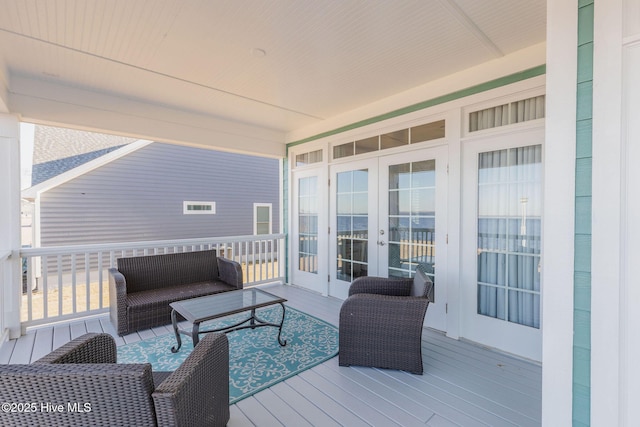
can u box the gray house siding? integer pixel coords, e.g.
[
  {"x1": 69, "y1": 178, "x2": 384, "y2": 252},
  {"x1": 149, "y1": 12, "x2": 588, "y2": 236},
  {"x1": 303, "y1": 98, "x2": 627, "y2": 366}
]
[{"x1": 38, "y1": 142, "x2": 279, "y2": 246}]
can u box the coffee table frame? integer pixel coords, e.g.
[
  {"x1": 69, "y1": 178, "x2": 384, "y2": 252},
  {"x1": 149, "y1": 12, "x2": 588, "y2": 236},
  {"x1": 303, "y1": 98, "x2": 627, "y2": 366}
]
[{"x1": 169, "y1": 288, "x2": 287, "y2": 352}]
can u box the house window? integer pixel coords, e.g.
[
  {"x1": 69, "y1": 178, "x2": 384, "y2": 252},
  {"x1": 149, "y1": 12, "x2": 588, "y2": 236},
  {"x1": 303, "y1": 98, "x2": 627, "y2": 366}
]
[
  {"x1": 183, "y1": 201, "x2": 216, "y2": 214},
  {"x1": 254, "y1": 203, "x2": 272, "y2": 235},
  {"x1": 468, "y1": 95, "x2": 545, "y2": 132},
  {"x1": 295, "y1": 149, "x2": 323, "y2": 167},
  {"x1": 332, "y1": 119, "x2": 446, "y2": 160}
]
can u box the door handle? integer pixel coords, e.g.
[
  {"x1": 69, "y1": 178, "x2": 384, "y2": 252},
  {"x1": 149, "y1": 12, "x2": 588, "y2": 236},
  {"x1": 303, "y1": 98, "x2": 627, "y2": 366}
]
[{"x1": 378, "y1": 241, "x2": 386, "y2": 246}]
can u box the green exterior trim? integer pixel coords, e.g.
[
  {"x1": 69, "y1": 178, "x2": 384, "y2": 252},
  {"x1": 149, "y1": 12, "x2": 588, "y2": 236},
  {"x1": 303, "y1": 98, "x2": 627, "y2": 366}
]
[
  {"x1": 286, "y1": 65, "x2": 546, "y2": 151},
  {"x1": 282, "y1": 64, "x2": 547, "y2": 288},
  {"x1": 573, "y1": 1, "x2": 594, "y2": 425}
]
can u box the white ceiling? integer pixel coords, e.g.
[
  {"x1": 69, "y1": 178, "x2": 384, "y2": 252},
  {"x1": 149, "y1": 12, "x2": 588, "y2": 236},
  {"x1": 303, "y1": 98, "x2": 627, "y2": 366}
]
[{"x1": 0, "y1": 0, "x2": 546, "y2": 153}]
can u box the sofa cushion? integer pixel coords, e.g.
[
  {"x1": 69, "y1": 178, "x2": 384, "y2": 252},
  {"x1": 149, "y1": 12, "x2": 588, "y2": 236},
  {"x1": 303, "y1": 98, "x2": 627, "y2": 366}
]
[{"x1": 126, "y1": 281, "x2": 235, "y2": 331}]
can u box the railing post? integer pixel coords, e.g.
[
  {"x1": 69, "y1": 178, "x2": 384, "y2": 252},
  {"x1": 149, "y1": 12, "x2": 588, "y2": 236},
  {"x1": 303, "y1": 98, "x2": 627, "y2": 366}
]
[{"x1": 0, "y1": 114, "x2": 22, "y2": 339}]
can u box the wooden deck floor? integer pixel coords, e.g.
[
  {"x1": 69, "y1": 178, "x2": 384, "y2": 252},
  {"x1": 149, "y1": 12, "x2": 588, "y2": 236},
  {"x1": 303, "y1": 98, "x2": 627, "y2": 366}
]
[{"x1": 0, "y1": 283, "x2": 541, "y2": 426}]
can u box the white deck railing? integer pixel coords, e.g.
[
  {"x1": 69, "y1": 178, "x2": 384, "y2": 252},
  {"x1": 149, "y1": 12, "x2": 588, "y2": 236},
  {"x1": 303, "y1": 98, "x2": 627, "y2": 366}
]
[{"x1": 19, "y1": 234, "x2": 285, "y2": 329}]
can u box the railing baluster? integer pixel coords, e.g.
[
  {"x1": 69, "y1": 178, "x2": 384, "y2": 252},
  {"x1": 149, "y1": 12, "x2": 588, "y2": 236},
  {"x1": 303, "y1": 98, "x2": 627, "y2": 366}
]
[
  {"x1": 42, "y1": 255, "x2": 48, "y2": 320},
  {"x1": 71, "y1": 254, "x2": 77, "y2": 314},
  {"x1": 57, "y1": 255, "x2": 63, "y2": 317},
  {"x1": 85, "y1": 252, "x2": 90, "y2": 312},
  {"x1": 26, "y1": 256, "x2": 33, "y2": 322},
  {"x1": 98, "y1": 252, "x2": 103, "y2": 310}
]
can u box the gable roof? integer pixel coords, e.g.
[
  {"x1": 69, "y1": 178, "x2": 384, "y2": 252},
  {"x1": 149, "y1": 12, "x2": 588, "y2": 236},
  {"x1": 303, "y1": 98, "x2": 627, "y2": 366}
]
[
  {"x1": 31, "y1": 125, "x2": 139, "y2": 185},
  {"x1": 23, "y1": 126, "x2": 152, "y2": 199}
]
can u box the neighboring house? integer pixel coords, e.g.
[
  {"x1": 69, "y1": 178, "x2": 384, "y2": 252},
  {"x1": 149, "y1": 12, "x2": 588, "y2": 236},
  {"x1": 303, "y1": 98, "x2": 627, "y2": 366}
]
[{"x1": 22, "y1": 125, "x2": 280, "y2": 248}]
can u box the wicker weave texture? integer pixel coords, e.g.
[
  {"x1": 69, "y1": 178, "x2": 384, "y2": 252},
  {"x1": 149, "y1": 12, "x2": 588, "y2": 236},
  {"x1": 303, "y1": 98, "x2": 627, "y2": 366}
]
[
  {"x1": 109, "y1": 249, "x2": 243, "y2": 335},
  {"x1": 339, "y1": 275, "x2": 433, "y2": 375},
  {"x1": 0, "y1": 332, "x2": 230, "y2": 427}
]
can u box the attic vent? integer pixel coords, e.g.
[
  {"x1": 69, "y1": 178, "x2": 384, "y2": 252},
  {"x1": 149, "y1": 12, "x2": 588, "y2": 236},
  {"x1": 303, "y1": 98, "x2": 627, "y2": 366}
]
[
  {"x1": 183, "y1": 201, "x2": 216, "y2": 215},
  {"x1": 469, "y1": 95, "x2": 545, "y2": 132}
]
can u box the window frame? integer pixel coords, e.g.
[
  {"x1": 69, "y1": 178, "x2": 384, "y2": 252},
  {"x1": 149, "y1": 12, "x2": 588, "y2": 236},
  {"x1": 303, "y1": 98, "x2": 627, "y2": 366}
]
[
  {"x1": 253, "y1": 203, "x2": 273, "y2": 235},
  {"x1": 183, "y1": 201, "x2": 216, "y2": 215}
]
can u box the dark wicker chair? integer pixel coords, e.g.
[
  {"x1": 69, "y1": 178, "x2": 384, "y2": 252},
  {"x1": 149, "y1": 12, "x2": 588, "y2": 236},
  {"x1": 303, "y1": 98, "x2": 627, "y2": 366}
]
[
  {"x1": 0, "y1": 332, "x2": 230, "y2": 427},
  {"x1": 338, "y1": 269, "x2": 434, "y2": 374}
]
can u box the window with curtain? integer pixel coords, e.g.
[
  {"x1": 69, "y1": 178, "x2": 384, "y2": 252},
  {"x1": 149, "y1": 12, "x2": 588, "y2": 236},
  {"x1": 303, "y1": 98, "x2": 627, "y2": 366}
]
[{"x1": 477, "y1": 145, "x2": 542, "y2": 328}]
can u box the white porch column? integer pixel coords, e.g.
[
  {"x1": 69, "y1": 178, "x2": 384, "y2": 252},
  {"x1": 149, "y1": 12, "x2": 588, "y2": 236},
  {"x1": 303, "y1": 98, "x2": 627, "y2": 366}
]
[
  {"x1": 0, "y1": 114, "x2": 22, "y2": 339},
  {"x1": 542, "y1": 1, "x2": 577, "y2": 425}
]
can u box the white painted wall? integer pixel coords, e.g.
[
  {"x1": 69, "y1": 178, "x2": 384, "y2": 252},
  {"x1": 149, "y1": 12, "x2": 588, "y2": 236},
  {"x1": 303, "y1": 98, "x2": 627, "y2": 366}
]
[
  {"x1": 0, "y1": 114, "x2": 22, "y2": 339},
  {"x1": 542, "y1": 1, "x2": 577, "y2": 425}
]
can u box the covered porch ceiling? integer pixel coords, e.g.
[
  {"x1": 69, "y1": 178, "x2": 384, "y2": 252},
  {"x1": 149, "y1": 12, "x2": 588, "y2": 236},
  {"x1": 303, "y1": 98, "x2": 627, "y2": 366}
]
[{"x1": 0, "y1": 0, "x2": 546, "y2": 157}]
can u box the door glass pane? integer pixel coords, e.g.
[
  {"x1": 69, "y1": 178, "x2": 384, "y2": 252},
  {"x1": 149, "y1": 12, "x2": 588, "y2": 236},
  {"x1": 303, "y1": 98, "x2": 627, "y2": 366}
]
[
  {"x1": 298, "y1": 176, "x2": 318, "y2": 274},
  {"x1": 336, "y1": 169, "x2": 369, "y2": 282},
  {"x1": 388, "y1": 161, "x2": 436, "y2": 284},
  {"x1": 477, "y1": 145, "x2": 542, "y2": 328}
]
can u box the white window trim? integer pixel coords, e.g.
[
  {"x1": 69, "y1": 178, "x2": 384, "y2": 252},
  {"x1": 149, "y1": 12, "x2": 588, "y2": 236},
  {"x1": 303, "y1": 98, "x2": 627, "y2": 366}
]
[
  {"x1": 253, "y1": 203, "x2": 272, "y2": 235},
  {"x1": 183, "y1": 201, "x2": 216, "y2": 215}
]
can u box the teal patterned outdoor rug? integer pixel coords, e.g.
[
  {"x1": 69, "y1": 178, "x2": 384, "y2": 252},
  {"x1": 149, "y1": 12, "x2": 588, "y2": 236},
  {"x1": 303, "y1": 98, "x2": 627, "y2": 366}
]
[{"x1": 117, "y1": 306, "x2": 339, "y2": 404}]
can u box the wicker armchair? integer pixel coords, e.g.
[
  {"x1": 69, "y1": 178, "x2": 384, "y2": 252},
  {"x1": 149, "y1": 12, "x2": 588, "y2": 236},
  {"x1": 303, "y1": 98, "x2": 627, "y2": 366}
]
[
  {"x1": 339, "y1": 269, "x2": 434, "y2": 375},
  {"x1": 0, "y1": 332, "x2": 230, "y2": 427}
]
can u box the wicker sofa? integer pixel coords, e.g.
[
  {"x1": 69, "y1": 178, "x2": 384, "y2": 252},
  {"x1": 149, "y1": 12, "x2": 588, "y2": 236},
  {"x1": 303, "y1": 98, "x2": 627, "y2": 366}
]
[
  {"x1": 109, "y1": 249, "x2": 243, "y2": 336},
  {"x1": 0, "y1": 332, "x2": 230, "y2": 427}
]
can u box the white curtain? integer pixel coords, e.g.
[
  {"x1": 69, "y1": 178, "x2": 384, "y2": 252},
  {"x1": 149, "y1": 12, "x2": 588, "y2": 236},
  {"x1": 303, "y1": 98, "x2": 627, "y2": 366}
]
[{"x1": 477, "y1": 145, "x2": 541, "y2": 328}]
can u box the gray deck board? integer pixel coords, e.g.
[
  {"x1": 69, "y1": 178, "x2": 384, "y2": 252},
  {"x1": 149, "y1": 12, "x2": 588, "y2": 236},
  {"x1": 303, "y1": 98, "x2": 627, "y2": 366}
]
[
  {"x1": 313, "y1": 362, "x2": 426, "y2": 426},
  {"x1": 2, "y1": 283, "x2": 542, "y2": 426},
  {"x1": 300, "y1": 369, "x2": 404, "y2": 426},
  {"x1": 228, "y1": 405, "x2": 255, "y2": 427},
  {"x1": 269, "y1": 381, "x2": 342, "y2": 427},
  {"x1": 321, "y1": 357, "x2": 436, "y2": 423},
  {"x1": 286, "y1": 375, "x2": 370, "y2": 427},
  {"x1": 252, "y1": 388, "x2": 314, "y2": 427},
  {"x1": 235, "y1": 396, "x2": 284, "y2": 426},
  {"x1": 0, "y1": 338, "x2": 15, "y2": 364},
  {"x1": 30, "y1": 327, "x2": 54, "y2": 362}
]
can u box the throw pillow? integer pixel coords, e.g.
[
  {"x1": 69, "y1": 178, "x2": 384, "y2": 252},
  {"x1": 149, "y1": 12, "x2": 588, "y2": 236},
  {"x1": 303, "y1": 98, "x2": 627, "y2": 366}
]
[{"x1": 411, "y1": 267, "x2": 430, "y2": 297}]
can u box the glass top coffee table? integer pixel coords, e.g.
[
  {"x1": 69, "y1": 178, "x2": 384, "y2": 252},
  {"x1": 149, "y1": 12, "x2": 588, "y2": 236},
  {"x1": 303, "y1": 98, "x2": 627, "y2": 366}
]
[{"x1": 169, "y1": 288, "x2": 287, "y2": 352}]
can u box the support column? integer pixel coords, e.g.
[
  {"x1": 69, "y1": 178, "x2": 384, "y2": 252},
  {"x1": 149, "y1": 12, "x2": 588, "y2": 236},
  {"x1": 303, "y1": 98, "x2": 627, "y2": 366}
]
[
  {"x1": 0, "y1": 114, "x2": 22, "y2": 339},
  {"x1": 543, "y1": 0, "x2": 578, "y2": 425}
]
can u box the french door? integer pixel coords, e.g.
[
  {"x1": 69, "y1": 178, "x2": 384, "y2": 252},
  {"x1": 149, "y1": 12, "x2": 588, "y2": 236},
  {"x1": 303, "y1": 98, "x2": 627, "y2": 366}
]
[
  {"x1": 461, "y1": 129, "x2": 543, "y2": 361},
  {"x1": 291, "y1": 168, "x2": 328, "y2": 294},
  {"x1": 329, "y1": 159, "x2": 379, "y2": 300},
  {"x1": 329, "y1": 147, "x2": 448, "y2": 331}
]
